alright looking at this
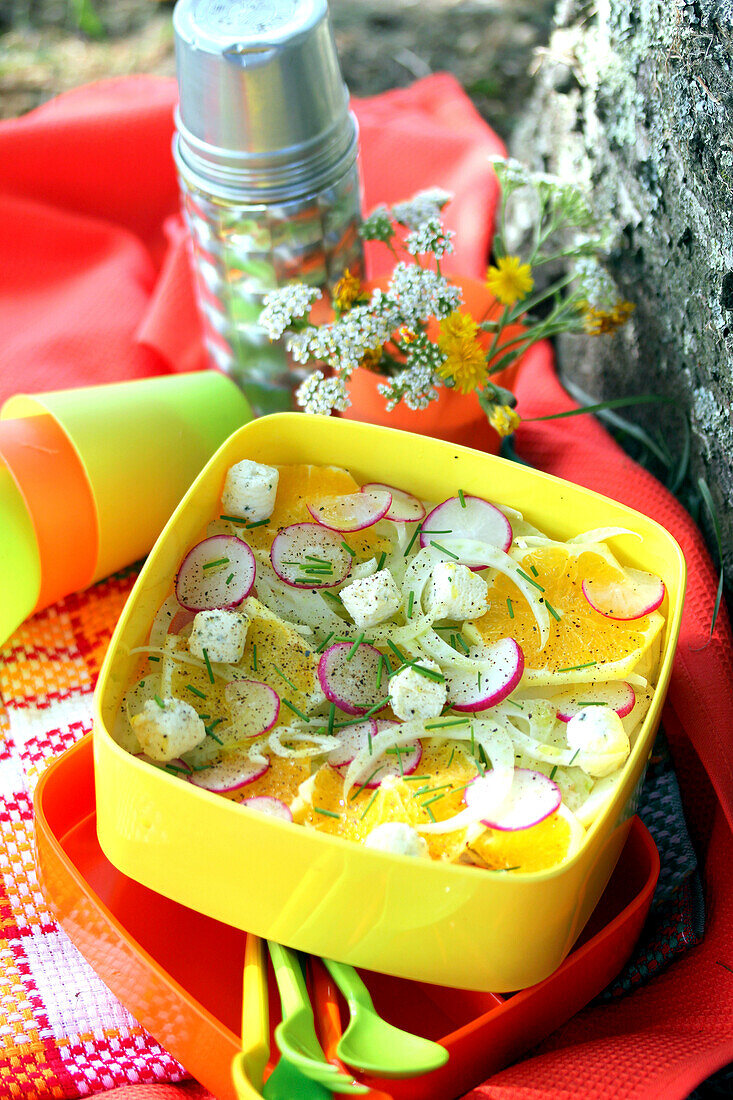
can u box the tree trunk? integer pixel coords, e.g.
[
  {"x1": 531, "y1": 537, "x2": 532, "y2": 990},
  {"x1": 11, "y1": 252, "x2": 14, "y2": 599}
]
[{"x1": 511, "y1": 0, "x2": 733, "y2": 572}]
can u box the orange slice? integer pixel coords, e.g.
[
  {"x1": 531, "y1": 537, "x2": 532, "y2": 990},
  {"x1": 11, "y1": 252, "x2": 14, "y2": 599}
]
[
  {"x1": 239, "y1": 598, "x2": 323, "y2": 715},
  {"x1": 465, "y1": 803, "x2": 584, "y2": 873},
  {"x1": 300, "y1": 741, "x2": 481, "y2": 861},
  {"x1": 471, "y1": 546, "x2": 664, "y2": 685}
]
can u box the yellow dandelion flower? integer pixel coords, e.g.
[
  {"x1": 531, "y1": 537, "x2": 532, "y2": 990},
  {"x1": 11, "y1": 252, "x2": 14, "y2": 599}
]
[
  {"x1": 486, "y1": 255, "x2": 534, "y2": 307},
  {"x1": 333, "y1": 268, "x2": 363, "y2": 312},
  {"x1": 581, "y1": 300, "x2": 635, "y2": 336},
  {"x1": 436, "y1": 312, "x2": 488, "y2": 395},
  {"x1": 487, "y1": 404, "x2": 521, "y2": 438},
  {"x1": 359, "y1": 344, "x2": 384, "y2": 372}
]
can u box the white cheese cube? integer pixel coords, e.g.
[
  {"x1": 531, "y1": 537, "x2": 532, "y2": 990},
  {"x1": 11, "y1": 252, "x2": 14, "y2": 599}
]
[
  {"x1": 221, "y1": 459, "x2": 279, "y2": 523},
  {"x1": 131, "y1": 697, "x2": 206, "y2": 762},
  {"x1": 365, "y1": 822, "x2": 429, "y2": 858},
  {"x1": 566, "y1": 706, "x2": 630, "y2": 777},
  {"x1": 189, "y1": 609, "x2": 249, "y2": 664},
  {"x1": 426, "y1": 561, "x2": 488, "y2": 621},
  {"x1": 340, "y1": 569, "x2": 401, "y2": 629},
  {"x1": 389, "y1": 659, "x2": 447, "y2": 721}
]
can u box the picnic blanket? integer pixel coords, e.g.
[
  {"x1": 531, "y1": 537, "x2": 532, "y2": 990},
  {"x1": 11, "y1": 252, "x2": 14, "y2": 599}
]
[{"x1": 0, "y1": 73, "x2": 732, "y2": 1100}]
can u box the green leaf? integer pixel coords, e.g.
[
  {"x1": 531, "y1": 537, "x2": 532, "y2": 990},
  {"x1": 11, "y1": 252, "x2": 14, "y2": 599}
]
[
  {"x1": 69, "y1": 0, "x2": 106, "y2": 38},
  {"x1": 523, "y1": 394, "x2": 675, "y2": 423}
]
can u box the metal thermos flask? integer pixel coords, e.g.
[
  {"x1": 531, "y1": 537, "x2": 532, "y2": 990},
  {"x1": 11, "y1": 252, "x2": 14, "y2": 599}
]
[{"x1": 172, "y1": 0, "x2": 364, "y2": 415}]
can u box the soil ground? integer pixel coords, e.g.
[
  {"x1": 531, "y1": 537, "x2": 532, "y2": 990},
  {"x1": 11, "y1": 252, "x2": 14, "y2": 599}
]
[{"x1": 0, "y1": 0, "x2": 555, "y2": 139}]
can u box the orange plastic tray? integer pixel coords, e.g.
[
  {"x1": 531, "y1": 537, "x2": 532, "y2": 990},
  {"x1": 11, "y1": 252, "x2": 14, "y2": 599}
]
[{"x1": 35, "y1": 735, "x2": 659, "y2": 1100}]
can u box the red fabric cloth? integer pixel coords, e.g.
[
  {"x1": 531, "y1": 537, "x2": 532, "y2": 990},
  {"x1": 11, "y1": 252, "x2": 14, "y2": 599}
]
[{"x1": 1, "y1": 73, "x2": 732, "y2": 1099}]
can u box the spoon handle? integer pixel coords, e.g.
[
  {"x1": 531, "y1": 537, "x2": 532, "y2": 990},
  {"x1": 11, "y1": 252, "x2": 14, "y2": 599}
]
[
  {"x1": 322, "y1": 958, "x2": 375, "y2": 1011},
  {"x1": 241, "y1": 933, "x2": 270, "y2": 1087},
  {"x1": 268, "y1": 940, "x2": 311, "y2": 1019}
]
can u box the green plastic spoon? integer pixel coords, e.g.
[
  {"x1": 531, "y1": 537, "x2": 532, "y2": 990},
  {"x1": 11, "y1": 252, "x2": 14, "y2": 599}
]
[{"x1": 323, "y1": 958, "x2": 450, "y2": 1079}]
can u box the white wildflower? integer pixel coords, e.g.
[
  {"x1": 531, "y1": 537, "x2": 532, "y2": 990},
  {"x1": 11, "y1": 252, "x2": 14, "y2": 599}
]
[
  {"x1": 296, "y1": 371, "x2": 350, "y2": 416},
  {"x1": 574, "y1": 257, "x2": 620, "y2": 310},
  {"x1": 259, "y1": 285, "x2": 321, "y2": 340},
  {"x1": 392, "y1": 188, "x2": 453, "y2": 230},
  {"x1": 377, "y1": 361, "x2": 440, "y2": 412},
  {"x1": 405, "y1": 216, "x2": 455, "y2": 259},
  {"x1": 388, "y1": 263, "x2": 462, "y2": 325},
  {"x1": 360, "y1": 205, "x2": 394, "y2": 243}
]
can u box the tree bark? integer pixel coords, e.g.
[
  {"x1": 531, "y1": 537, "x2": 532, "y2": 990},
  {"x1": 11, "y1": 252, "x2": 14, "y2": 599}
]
[{"x1": 511, "y1": 0, "x2": 733, "y2": 571}]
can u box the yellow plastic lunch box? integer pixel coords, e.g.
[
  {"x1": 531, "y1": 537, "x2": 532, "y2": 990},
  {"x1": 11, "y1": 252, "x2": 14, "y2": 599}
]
[{"x1": 93, "y1": 414, "x2": 685, "y2": 991}]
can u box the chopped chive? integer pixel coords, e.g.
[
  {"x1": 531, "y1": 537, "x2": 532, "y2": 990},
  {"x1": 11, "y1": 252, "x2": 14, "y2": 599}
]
[
  {"x1": 272, "y1": 665, "x2": 297, "y2": 690},
  {"x1": 153, "y1": 694, "x2": 165, "y2": 709},
  {"x1": 148, "y1": 655, "x2": 160, "y2": 663},
  {"x1": 327, "y1": 703, "x2": 336, "y2": 737},
  {"x1": 424, "y1": 717, "x2": 470, "y2": 730},
  {"x1": 449, "y1": 633, "x2": 457, "y2": 650},
  {"x1": 414, "y1": 781, "x2": 452, "y2": 796},
  {"x1": 430, "y1": 540, "x2": 459, "y2": 560},
  {"x1": 198, "y1": 714, "x2": 211, "y2": 721},
  {"x1": 386, "y1": 640, "x2": 406, "y2": 664},
  {"x1": 202, "y1": 557, "x2": 229, "y2": 570},
  {"x1": 323, "y1": 590, "x2": 342, "y2": 604},
  {"x1": 411, "y1": 663, "x2": 445, "y2": 683},
  {"x1": 478, "y1": 671, "x2": 483, "y2": 691},
  {"x1": 377, "y1": 551, "x2": 387, "y2": 571},
  {"x1": 246, "y1": 518, "x2": 269, "y2": 529},
  {"x1": 530, "y1": 564, "x2": 539, "y2": 577},
  {"x1": 549, "y1": 764, "x2": 558, "y2": 779},
  {"x1": 252, "y1": 644, "x2": 258, "y2": 671},
  {"x1": 314, "y1": 806, "x2": 341, "y2": 819},
  {"x1": 226, "y1": 573, "x2": 235, "y2": 585},
  {"x1": 301, "y1": 565, "x2": 334, "y2": 574},
  {"x1": 206, "y1": 730, "x2": 223, "y2": 745},
  {"x1": 220, "y1": 514, "x2": 248, "y2": 525},
  {"x1": 455, "y1": 634, "x2": 470, "y2": 654},
  {"x1": 202, "y1": 648, "x2": 215, "y2": 684},
  {"x1": 507, "y1": 597, "x2": 514, "y2": 619},
  {"x1": 546, "y1": 600, "x2": 562, "y2": 622},
  {"x1": 186, "y1": 684, "x2": 207, "y2": 700},
  {"x1": 340, "y1": 541, "x2": 356, "y2": 557},
  {"x1": 407, "y1": 590, "x2": 415, "y2": 619},
  {"x1": 557, "y1": 660, "x2": 597, "y2": 673},
  {"x1": 517, "y1": 568, "x2": 545, "y2": 592},
  {"x1": 478, "y1": 744, "x2": 489, "y2": 767},
  {"x1": 305, "y1": 554, "x2": 331, "y2": 564},
  {"x1": 376, "y1": 654, "x2": 385, "y2": 690},
  {"x1": 347, "y1": 633, "x2": 365, "y2": 661},
  {"x1": 316, "y1": 631, "x2": 335, "y2": 654},
  {"x1": 508, "y1": 699, "x2": 524, "y2": 710},
  {"x1": 368, "y1": 726, "x2": 373, "y2": 754},
  {"x1": 335, "y1": 698, "x2": 390, "y2": 728},
  {"x1": 164, "y1": 763, "x2": 189, "y2": 775},
  {"x1": 497, "y1": 866, "x2": 522, "y2": 872},
  {"x1": 458, "y1": 489, "x2": 466, "y2": 508},
  {"x1": 404, "y1": 523, "x2": 423, "y2": 557},
  {"x1": 425, "y1": 804, "x2": 437, "y2": 823},
  {"x1": 470, "y1": 725, "x2": 475, "y2": 754},
  {"x1": 350, "y1": 767, "x2": 382, "y2": 798},
  {"x1": 282, "y1": 698, "x2": 309, "y2": 720},
  {"x1": 447, "y1": 747, "x2": 456, "y2": 768},
  {"x1": 569, "y1": 748, "x2": 580, "y2": 766},
  {"x1": 385, "y1": 745, "x2": 416, "y2": 755},
  {"x1": 360, "y1": 788, "x2": 380, "y2": 820},
  {"x1": 404, "y1": 773, "x2": 431, "y2": 782},
  {"x1": 421, "y1": 792, "x2": 446, "y2": 809},
  {"x1": 205, "y1": 718, "x2": 223, "y2": 733},
  {"x1": 577, "y1": 701, "x2": 606, "y2": 706}
]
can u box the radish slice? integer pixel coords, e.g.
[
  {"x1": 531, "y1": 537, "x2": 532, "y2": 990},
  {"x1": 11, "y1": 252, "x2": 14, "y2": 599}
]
[
  {"x1": 270, "y1": 523, "x2": 352, "y2": 589},
  {"x1": 225, "y1": 679, "x2": 280, "y2": 737},
  {"x1": 240, "y1": 795, "x2": 293, "y2": 822},
  {"x1": 555, "y1": 682, "x2": 635, "y2": 723},
  {"x1": 420, "y1": 496, "x2": 513, "y2": 565},
  {"x1": 318, "y1": 642, "x2": 388, "y2": 715},
  {"x1": 446, "y1": 639, "x2": 524, "y2": 712},
  {"x1": 176, "y1": 535, "x2": 256, "y2": 611},
  {"x1": 469, "y1": 767, "x2": 561, "y2": 831},
  {"x1": 189, "y1": 752, "x2": 269, "y2": 792},
  {"x1": 169, "y1": 608, "x2": 196, "y2": 635},
  {"x1": 581, "y1": 568, "x2": 665, "y2": 620},
  {"x1": 327, "y1": 718, "x2": 379, "y2": 767},
  {"x1": 361, "y1": 482, "x2": 425, "y2": 523},
  {"x1": 307, "y1": 490, "x2": 392, "y2": 532}
]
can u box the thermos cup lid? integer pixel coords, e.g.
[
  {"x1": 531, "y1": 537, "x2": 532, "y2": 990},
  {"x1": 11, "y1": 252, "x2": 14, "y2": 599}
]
[{"x1": 173, "y1": 0, "x2": 358, "y2": 198}]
